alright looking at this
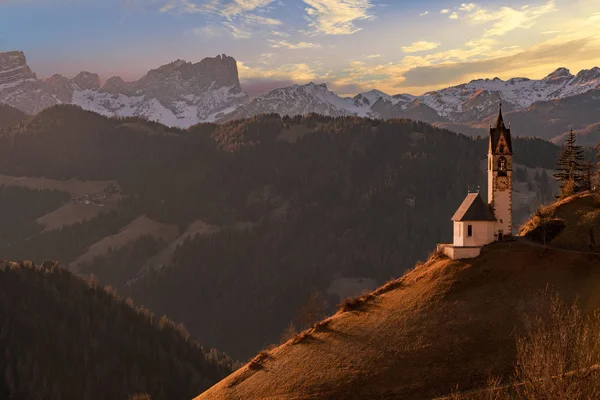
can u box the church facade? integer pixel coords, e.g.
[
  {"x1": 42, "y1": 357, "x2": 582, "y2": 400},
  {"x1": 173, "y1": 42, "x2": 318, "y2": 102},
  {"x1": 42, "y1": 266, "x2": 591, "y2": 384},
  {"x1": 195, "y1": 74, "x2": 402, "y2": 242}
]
[{"x1": 439, "y1": 104, "x2": 513, "y2": 260}]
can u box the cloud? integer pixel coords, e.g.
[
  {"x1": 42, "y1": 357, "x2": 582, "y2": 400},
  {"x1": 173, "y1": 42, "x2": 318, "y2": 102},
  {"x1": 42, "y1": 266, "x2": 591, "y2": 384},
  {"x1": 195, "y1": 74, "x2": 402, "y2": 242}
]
[
  {"x1": 366, "y1": 54, "x2": 381, "y2": 58},
  {"x1": 243, "y1": 13, "x2": 281, "y2": 25},
  {"x1": 222, "y1": 0, "x2": 276, "y2": 17},
  {"x1": 458, "y1": 3, "x2": 476, "y2": 12},
  {"x1": 420, "y1": 10, "x2": 429, "y2": 17},
  {"x1": 270, "y1": 30, "x2": 290, "y2": 37},
  {"x1": 222, "y1": 21, "x2": 253, "y2": 38},
  {"x1": 159, "y1": 0, "x2": 205, "y2": 13},
  {"x1": 171, "y1": 0, "x2": 281, "y2": 38},
  {"x1": 440, "y1": 9, "x2": 449, "y2": 14},
  {"x1": 268, "y1": 39, "x2": 321, "y2": 49},
  {"x1": 462, "y1": 0, "x2": 556, "y2": 37},
  {"x1": 303, "y1": 0, "x2": 375, "y2": 35},
  {"x1": 401, "y1": 41, "x2": 441, "y2": 53},
  {"x1": 449, "y1": 12, "x2": 458, "y2": 19}
]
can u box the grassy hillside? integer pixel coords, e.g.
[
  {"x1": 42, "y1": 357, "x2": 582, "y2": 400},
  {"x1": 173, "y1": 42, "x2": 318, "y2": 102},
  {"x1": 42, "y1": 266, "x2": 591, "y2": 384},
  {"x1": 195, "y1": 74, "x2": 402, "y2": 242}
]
[
  {"x1": 521, "y1": 192, "x2": 600, "y2": 251},
  {"x1": 0, "y1": 106, "x2": 563, "y2": 360},
  {"x1": 0, "y1": 260, "x2": 235, "y2": 400},
  {"x1": 197, "y1": 193, "x2": 600, "y2": 400}
]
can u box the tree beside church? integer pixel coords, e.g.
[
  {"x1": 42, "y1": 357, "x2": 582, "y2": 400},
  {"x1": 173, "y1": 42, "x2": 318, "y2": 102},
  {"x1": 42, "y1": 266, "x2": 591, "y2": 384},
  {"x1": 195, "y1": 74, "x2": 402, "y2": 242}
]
[{"x1": 553, "y1": 129, "x2": 586, "y2": 197}]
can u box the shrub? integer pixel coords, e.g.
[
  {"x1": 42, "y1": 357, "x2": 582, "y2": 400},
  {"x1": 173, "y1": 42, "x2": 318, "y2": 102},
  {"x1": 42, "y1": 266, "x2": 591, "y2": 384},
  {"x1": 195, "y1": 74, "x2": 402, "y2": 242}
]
[
  {"x1": 451, "y1": 293, "x2": 600, "y2": 399},
  {"x1": 338, "y1": 295, "x2": 363, "y2": 312},
  {"x1": 514, "y1": 294, "x2": 600, "y2": 399},
  {"x1": 248, "y1": 351, "x2": 269, "y2": 370}
]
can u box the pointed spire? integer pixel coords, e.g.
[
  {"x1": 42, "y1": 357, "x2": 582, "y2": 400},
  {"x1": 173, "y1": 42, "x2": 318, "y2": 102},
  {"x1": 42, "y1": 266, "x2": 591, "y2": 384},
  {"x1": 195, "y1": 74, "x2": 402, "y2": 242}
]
[{"x1": 495, "y1": 102, "x2": 505, "y2": 129}]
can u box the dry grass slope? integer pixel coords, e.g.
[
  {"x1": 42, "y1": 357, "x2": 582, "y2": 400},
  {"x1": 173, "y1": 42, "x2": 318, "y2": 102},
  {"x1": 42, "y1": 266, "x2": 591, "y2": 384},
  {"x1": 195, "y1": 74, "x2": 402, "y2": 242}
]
[
  {"x1": 520, "y1": 192, "x2": 600, "y2": 251},
  {"x1": 196, "y1": 194, "x2": 600, "y2": 400}
]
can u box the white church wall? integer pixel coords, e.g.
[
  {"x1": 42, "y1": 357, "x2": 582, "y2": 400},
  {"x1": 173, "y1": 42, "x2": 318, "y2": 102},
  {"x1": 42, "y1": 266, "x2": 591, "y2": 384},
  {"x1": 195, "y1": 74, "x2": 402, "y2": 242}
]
[
  {"x1": 444, "y1": 246, "x2": 481, "y2": 260},
  {"x1": 492, "y1": 187, "x2": 512, "y2": 235},
  {"x1": 453, "y1": 221, "x2": 495, "y2": 247}
]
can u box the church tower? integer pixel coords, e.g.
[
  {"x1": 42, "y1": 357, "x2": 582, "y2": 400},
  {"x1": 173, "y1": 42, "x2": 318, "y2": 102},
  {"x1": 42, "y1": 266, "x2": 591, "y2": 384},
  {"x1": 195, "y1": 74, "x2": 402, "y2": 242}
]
[{"x1": 487, "y1": 103, "x2": 513, "y2": 237}]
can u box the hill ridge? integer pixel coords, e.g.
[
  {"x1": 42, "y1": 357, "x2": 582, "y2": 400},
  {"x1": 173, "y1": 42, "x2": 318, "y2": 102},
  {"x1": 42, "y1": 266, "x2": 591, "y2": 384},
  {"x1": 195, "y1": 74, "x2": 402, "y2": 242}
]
[{"x1": 197, "y1": 193, "x2": 600, "y2": 400}]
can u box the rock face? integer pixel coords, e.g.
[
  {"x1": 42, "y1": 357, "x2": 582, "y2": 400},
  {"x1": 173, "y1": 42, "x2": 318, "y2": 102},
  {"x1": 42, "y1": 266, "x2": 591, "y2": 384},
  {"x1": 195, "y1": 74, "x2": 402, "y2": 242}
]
[
  {"x1": 222, "y1": 82, "x2": 370, "y2": 121},
  {"x1": 72, "y1": 71, "x2": 100, "y2": 90},
  {"x1": 0, "y1": 51, "x2": 59, "y2": 114},
  {"x1": 0, "y1": 51, "x2": 248, "y2": 126}
]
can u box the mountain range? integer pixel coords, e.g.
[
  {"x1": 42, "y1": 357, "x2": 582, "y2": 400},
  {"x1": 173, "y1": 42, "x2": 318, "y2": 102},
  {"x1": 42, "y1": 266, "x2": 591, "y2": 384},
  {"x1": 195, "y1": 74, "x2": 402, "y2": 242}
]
[{"x1": 2, "y1": 51, "x2": 600, "y2": 142}]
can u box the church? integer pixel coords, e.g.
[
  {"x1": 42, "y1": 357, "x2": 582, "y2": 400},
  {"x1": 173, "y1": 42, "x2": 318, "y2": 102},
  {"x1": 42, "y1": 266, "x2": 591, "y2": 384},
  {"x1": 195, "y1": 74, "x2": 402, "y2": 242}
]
[{"x1": 439, "y1": 104, "x2": 513, "y2": 260}]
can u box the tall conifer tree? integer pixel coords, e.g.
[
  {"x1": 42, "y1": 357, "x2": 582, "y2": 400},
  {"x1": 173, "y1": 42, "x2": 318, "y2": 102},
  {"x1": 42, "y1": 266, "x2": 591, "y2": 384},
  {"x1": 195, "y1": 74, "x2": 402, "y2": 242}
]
[
  {"x1": 553, "y1": 129, "x2": 585, "y2": 196},
  {"x1": 596, "y1": 141, "x2": 600, "y2": 188}
]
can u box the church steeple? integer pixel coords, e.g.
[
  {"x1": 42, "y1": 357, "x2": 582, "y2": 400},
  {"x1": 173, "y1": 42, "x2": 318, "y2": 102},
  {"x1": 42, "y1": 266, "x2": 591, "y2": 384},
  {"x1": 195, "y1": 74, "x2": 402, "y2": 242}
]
[
  {"x1": 487, "y1": 101, "x2": 513, "y2": 236},
  {"x1": 489, "y1": 102, "x2": 512, "y2": 155},
  {"x1": 495, "y1": 102, "x2": 505, "y2": 129}
]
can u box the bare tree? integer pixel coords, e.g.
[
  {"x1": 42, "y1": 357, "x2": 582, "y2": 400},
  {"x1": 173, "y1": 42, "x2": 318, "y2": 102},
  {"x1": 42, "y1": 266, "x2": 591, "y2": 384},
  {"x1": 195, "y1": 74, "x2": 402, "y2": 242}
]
[
  {"x1": 514, "y1": 294, "x2": 600, "y2": 399},
  {"x1": 450, "y1": 294, "x2": 600, "y2": 400},
  {"x1": 297, "y1": 290, "x2": 328, "y2": 330}
]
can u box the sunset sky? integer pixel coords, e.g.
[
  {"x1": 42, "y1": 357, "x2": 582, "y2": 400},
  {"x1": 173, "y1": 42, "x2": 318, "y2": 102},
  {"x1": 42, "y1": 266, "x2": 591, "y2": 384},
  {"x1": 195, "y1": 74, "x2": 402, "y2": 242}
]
[{"x1": 1, "y1": 0, "x2": 599, "y2": 96}]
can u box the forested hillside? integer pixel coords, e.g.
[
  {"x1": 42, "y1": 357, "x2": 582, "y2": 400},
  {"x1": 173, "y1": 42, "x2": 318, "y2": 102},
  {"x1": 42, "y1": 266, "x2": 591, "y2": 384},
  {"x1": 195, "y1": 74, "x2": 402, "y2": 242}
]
[
  {"x1": 0, "y1": 105, "x2": 565, "y2": 359},
  {"x1": 0, "y1": 104, "x2": 28, "y2": 129},
  {"x1": 0, "y1": 260, "x2": 235, "y2": 400}
]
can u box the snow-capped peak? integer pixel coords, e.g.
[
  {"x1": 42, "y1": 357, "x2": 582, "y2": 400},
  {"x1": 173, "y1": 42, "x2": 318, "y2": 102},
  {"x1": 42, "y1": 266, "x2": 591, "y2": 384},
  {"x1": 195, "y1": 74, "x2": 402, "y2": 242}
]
[{"x1": 542, "y1": 67, "x2": 573, "y2": 82}]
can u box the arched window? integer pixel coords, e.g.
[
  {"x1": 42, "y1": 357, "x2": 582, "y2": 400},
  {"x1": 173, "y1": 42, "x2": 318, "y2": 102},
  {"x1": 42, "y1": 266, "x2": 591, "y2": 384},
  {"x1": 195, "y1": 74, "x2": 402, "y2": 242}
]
[{"x1": 498, "y1": 156, "x2": 507, "y2": 176}]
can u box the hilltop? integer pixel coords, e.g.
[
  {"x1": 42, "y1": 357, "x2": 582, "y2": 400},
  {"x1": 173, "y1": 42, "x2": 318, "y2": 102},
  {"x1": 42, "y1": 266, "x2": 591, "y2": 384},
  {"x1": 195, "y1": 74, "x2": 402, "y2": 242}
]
[
  {"x1": 197, "y1": 193, "x2": 600, "y2": 400},
  {"x1": 0, "y1": 260, "x2": 235, "y2": 400}
]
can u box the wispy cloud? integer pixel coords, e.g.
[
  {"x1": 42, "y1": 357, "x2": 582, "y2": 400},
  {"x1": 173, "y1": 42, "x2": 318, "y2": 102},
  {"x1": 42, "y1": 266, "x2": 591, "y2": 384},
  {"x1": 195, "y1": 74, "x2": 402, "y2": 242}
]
[
  {"x1": 449, "y1": 12, "x2": 458, "y2": 19},
  {"x1": 440, "y1": 9, "x2": 449, "y2": 14},
  {"x1": 165, "y1": 0, "x2": 282, "y2": 38},
  {"x1": 222, "y1": 0, "x2": 276, "y2": 17},
  {"x1": 270, "y1": 30, "x2": 290, "y2": 37},
  {"x1": 243, "y1": 13, "x2": 281, "y2": 25},
  {"x1": 420, "y1": 10, "x2": 429, "y2": 17},
  {"x1": 460, "y1": 0, "x2": 556, "y2": 37},
  {"x1": 303, "y1": 0, "x2": 374, "y2": 35},
  {"x1": 401, "y1": 41, "x2": 441, "y2": 53},
  {"x1": 160, "y1": 0, "x2": 276, "y2": 16},
  {"x1": 268, "y1": 39, "x2": 321, "y2": 49},
  {"x1": 366, "y1": 54, "x2": 381, "y2": 58}
]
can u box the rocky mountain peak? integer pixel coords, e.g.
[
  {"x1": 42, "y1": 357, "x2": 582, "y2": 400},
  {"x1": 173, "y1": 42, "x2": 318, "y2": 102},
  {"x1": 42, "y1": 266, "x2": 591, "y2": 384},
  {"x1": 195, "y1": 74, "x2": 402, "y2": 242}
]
[
  {"x1": 573, "y1": 67, "x2": 600, "y2": 84},
  {"x1": 99, "y1": 76, "x2": 132, "y2": 95},
  {"x1": 194, "y1": 54, "x2": 241, "y2": 90},
  {"x1": 543, "y1": 67, "x2": 573, "y2": 82},
  {"x1": 43, "y1": 74, "x2": 73, "y2": 103},
  {"x1": 0, "y1": 51, "x2": 36, "y2": 87},
  {"x1": 73, "y1": 71, "x2": 100, "y2": 90}
]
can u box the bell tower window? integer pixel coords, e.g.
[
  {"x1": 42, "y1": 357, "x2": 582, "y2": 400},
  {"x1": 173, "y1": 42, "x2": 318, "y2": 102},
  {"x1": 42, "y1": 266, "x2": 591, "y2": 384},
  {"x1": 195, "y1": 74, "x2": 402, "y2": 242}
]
[
  {"x1": 499, "y1": 144, "x2": 504, "y2": 154},
  {"x1": 498, "y1": 156, "x2": 507, "y2": 176}
]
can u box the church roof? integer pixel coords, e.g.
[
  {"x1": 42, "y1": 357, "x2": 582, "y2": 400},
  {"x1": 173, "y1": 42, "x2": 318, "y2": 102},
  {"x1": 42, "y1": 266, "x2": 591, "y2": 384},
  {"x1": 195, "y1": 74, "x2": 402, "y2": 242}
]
[
  {"x1": 489, "y1": 103, "x2": 512, "y2": 154},
  {"x1": 451, "y1": 192, "x2": 497, "y2": 222}
]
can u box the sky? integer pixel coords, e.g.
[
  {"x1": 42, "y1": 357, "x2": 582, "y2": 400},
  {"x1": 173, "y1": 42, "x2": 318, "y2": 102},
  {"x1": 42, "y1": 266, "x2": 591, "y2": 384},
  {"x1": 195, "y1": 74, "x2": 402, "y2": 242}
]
[{"x1": 1, "y1": 0, "x2": 600, "y2": 97}]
